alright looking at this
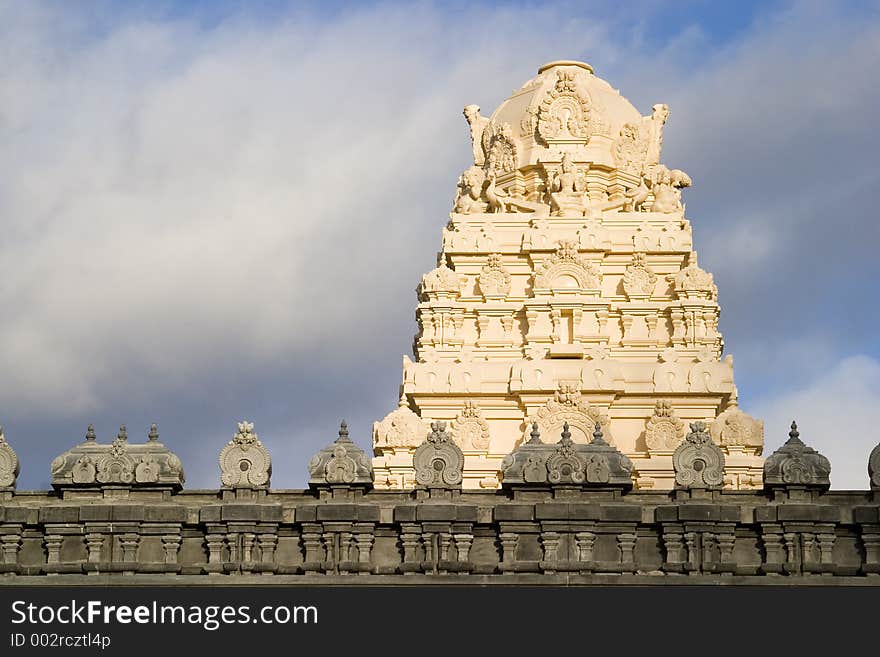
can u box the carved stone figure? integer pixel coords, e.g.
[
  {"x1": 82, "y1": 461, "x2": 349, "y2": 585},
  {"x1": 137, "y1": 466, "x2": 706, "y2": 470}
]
[
  {"x1": 219, "y1": 421, "x2": 272, "y2": 489},
  {"x1": 477, "y1": 253, "x2": 511, "y2": 299},
  {"x1": 453, "y1": 165, "x2": 488, "y2": 214},
  {"x1": 537, "y1": 69, "x2": 593, "y2": 143},
  {"x1": 670, "y1": 251, "x2": 718, "y2": 300},
  {"x1": 763, "y1": 421, "x2": 831, "y2": 489},
  {"x1": 643, "y1": 103, "x2": 669, "y2": 168},
  {"x1": 452, "y1": 401, "x2": 491, "y2": 451},
  {"x1": 463, "y1": 104, "x2": 490, "y2": 166},
  {"x1": 420, "y1": 256, "x2": 466, "y2": 301},
  {"x1": 51, "y1": 423, "x2": 184, "y2": 490},
  {"x1": 648, "y1": 165, "x2": 691, "y2": 213},
  {"x1": 548, "y1": 153, "x2": 586, "y2": 216},
  {"x1": 0, "y1": 426, "x2": 20, "y2": 489},
  {"x1": 613, "y1": 122, "x2": 648, "y2": 175},
  {"x1": 373, "y1": 395, "x2": 428, "y2": 450},
  {"x1": 709, "y1": 387, "x2": 764, "y2": 451},
  {"x1": 413, "y1": 421, "x2": 464, "y2": 489},
  {"x1": 481, "y1": 121, "x2": 518, "y2": 175},
  {"x1": 869, "y1": 442, "x2": 880, "y2": 490},
  {"x1": 525, "y1": 382, "x2": 612, "y2": 445},
  {"x1": 644, "y1": 400, "x2": 685, "y2": 452},
  {"x1": 673, "y1": 421, "x2": 725, "y2": 489},
  {"x1": 622, "y1": 252, "x2": 657, "y2": 300},
  {"x1": 308, "y1": 421, "x2": 373, "y2": 488},
  {"x1": 533, "y1": 240, "x2": 602, "y2": 292}
]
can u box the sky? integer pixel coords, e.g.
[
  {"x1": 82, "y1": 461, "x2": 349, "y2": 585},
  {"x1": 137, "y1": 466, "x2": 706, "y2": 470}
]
[{"x1": 1, "y1": 0, "x2": 879, "y2": 490}]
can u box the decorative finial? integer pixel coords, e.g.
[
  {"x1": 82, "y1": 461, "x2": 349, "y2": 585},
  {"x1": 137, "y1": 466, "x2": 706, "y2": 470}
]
[
  {"x1": 592, "y1": 421, "x2": 605, "y2": 444},
  {"x1": 528, "y1": 421, "x2": 542, "y2": 444},
  {"x1": 561, "y1": 422, "x2": 572, "y2": 443},
  {"x1": 85, "y1": 424, "x2": 96, "y2": 442},
  {"x1": 117, "y1": 425, "x2": 128, "y2": 442},
  {"x1": 788, "y1": 420, "x2": 801, "y2": 443},
  {"x1": 398, "y1": 393, "x2": 408, "y2": 408},
  {"x1": 338, "y1": 420, "x2": 350, "y2": 442},
  {"x1": 148, "y1": 423, "x2": 159, "y2": 441}
]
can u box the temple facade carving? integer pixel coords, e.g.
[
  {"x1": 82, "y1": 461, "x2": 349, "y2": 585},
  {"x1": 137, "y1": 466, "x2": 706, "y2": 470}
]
[{"x1": 372, "y1": 60, "x2": 764, "y2": 490}]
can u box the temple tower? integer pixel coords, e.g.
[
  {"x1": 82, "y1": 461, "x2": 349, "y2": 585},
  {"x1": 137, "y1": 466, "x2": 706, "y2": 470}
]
[{"x1": 372, "y1": 60, "x2": 764, "y2": 490}]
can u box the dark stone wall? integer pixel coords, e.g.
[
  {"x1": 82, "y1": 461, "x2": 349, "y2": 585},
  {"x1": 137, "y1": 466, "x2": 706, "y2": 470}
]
[{"x1": 1, "y1": 485, "x2": 879, "y2": 584}]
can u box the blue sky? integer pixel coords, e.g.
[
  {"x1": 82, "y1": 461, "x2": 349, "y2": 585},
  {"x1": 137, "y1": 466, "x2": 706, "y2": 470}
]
[{"x1": 1, "y1": 0, "x2": 878, "y2": 489}]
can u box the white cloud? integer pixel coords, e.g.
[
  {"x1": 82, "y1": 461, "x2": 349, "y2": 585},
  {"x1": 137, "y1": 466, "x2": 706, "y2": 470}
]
[{"x1": 751, "y1": 355, "x2": 880, "y2": 489}]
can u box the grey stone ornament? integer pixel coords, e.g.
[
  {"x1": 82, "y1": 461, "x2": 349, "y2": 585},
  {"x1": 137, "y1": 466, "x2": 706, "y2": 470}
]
[
  {"x1": 413, "y1": 421, "x2": 464, "y2": 489},
  {"x1": 219, "y1": 421, "x2": 271, "y2": 489},
  {"x1": 673, "y1": 421, "x2": 724, "y2": 489},
  {"x1": 763, "y1": 421, "x2": 830, "y2": 490},
  {"x1": 0, "y1": 426, "x2": 20, "y2": 489},
  {"x1": 870, "y1": 442, "x2": 880, "y2": 491},
  {"x1": 500, "y1": 421, "x2": 632, "y2": 489},
  {"x1": 51, "y1": 423, "x2": 184, "y2": 491},
  {"x1": 308, "y1": 420, "x2": 373, "y2": 488}
]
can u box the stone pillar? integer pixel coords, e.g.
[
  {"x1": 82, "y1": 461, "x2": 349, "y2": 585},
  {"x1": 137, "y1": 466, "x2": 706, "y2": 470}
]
[
  {"x1": 617, "y1": 533, "x2": 636, "y2": 572},
  {"x1": 205, "y1": 534, "x2": 225, "y2": 565},
  {"x1": 717, "y1": 532, "x2": 736, "y2": 573},
  {"x1": 1, "y1": 533, "x2": 22, "y2": 566},
  {"x1": 662, "y1": 529, "x2": 685, "y2": 572},
  {"x1": 760, "y1": 527, "x2": 784, "y2": 575},
  {"x1": 861, "y1": 529, "x2": 880, "y2": 575},
  {"x1": 400, "y1": 524, "x2": 421, "y2": 574},
  {"x1": 119, "y1": 533, "x2": 139, "y2": 563},
  {"x1": 240, "y1": 533, "x2": 255, "y2": 563},
  {"x1": 540, "y1": 531, "x2": 560, "y2": 573},
  {"x1": 453, "y1": 533, "x2": 473, "y2": 563},
  {"x1": 258, "y1": 533, "x2": 278, "y2": 564},
  {"x1": 161, "y1": 535, "x2": 182, "y2": 566},
  {"x1": 85, "y1": 533, "x2": 104, "y2": 564},
  {"x1": 500, "y1": 532, "x2": 519, "y2": 573},
  {"x1": 44, "y1": 535, "x2": 63, "y2": 566},
  {"x1": 301, "y1": 525, "x2": 324, "y2": 574},
  {"x1": 354, "y1": 531, "x2": 374, "y2": 574}
]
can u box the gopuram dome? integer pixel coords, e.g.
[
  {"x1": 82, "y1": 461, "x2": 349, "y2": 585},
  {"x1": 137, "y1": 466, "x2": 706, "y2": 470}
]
[{"x1": 372, "y1": 60, "x2": 764, "y2": 490}]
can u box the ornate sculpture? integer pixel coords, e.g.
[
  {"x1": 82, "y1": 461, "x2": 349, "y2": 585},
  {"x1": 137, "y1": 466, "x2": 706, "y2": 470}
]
[
  {"x1": 413, "y1": 421, "x2": 464, "y2": 489},
  {"x1": 501, "y1": 421, "x2": 632, "y2": 489},
  {"x1": 420, "y1": 255, "x2": 465, "y2": 301},
  {"x1": 537, "y1": 69, "x2": 593, "y2": 143},
  {"x1": 373, "y1": 394, "x2": 427, "y2": 449},
  {"x1": 453, "y1": 165, "x2": 488, "y2": 214},
  {"x1": 644, "y1": 400, "x2": 685, "y2": 451},
  {"x1": 548, "y1": 153, "x2": 587, "y2": 216},
  {"x1": 0, "y1": 426, "x2": 20, "y2": 489},
  {"x1": 648, "y1": 165, "x2": 691, "y2": 213},
  {"x1": 308, "y1": 421, "x2": 373, "y2": 488},
  {"x1": 481, "y1": 121, "x2": 518, "y2": 175},
  {"x1": 452, "y1": 401, "x2": 490, "y2": 451},
  {"x1": 532, "y1": 240, "x2": 602, "y2": 292},
  {"x1": 670, "y1": 251, "x2": 718, "y2": 300},
  {"x1": 525, "y1": 382, "x2": 612, "y2": 445},
  {"x1": 613, "y1": 122, "x2": 648, "y2": 175},
  {"x1": 673, "y1": 421, "x2": 725, "y2": 489},
  {"x1": 763, "y1": 421, "x2": 831, "y2": 489},
  {"x1": 622, "y1": 252, "x2": 657, "y2": 300},
  {"x1": 477, "y1": 253, "x2": 511, "y2": 299},
  {"x1": 463, "y1": 104, "x2": 489, "y2": 166},
  {"x1": 642, "y1": 103, "x2": 669, "y2": 168},
  {"x1": 709, "y1": 387, "x2": 764, "y2": 451},
  {"x1": 219, "y1": 421, "x2": 272, "y2": 489},
  {"x1": 869, "y1": 441, "x2": 880, "y2": 490},
  {"x1": 50, "y1": 423, "x2": 184, "y2": 490}
]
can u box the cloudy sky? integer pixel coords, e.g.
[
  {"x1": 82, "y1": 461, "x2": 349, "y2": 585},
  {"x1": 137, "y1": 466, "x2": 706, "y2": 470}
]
[{"x1": 1, "y1": 0, "x2": 878, "y2": 489}]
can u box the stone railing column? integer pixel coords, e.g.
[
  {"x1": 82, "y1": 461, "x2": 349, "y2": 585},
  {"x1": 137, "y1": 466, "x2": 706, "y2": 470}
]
[
  {"x1": 540, "y1": 531, "x2": 560, "y2": 574},
  {"x1": 1, "y1": 533, "x2": 22, "y2": 566},
  {"x1": 161, "y1": 535, "x2": 182, "y2": 566},
  {"x1": 499, "y1": 532, "x2": 518, "y2": 573},
  {"x1": 617, "y1": 533, "x2": 636, "y2": 572}
]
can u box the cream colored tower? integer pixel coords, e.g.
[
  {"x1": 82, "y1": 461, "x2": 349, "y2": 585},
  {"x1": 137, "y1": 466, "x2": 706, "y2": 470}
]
[{"x1": 372, "y1": 61, "x2": 764, "y2": 490}]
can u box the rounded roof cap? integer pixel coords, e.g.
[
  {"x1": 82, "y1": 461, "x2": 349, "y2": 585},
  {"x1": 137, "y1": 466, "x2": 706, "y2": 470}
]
[{"x1": 538, "y1": 60, "x2": 593, "y2": 74}]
